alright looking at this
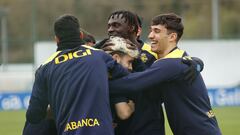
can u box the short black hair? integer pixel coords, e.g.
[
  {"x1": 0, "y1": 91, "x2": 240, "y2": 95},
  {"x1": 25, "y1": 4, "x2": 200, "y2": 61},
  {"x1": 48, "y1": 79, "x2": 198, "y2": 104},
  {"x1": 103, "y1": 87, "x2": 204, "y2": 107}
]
[
  {"x1": 54, "y1": 14, "x2": 80, "y2": 40},
  {"x1": 108, "y1": 10, "x2": 140, "y2": 33},
  {"x1": 151, "y1": 13, "x2": 184, "y2": 42}
]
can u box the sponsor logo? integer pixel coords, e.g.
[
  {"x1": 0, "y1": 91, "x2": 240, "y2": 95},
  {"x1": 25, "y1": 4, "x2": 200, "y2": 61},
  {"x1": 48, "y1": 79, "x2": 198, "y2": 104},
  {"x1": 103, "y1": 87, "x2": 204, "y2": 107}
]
[
  {"x1": 55, "y1": 49, "x2": 92, "y2": 64},
  {"x1": 64, "y1": 118, "x2": 100, "y2": 132},
  {"x1": 140, "y1": 53, "x2": 148, "y2": 63}
]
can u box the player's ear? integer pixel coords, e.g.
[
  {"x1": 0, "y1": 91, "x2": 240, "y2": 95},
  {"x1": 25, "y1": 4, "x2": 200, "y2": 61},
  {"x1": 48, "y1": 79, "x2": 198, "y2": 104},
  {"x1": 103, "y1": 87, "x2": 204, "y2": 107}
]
[
  {"x1": 80, "y1": 31, "x2": 84, "y2": 39},
  {"x1": 137, "y1": 27, "x2": 142, "y2": 37},
  {"x1": 169, "y1": 32, "x2": 177, "y2": 42},
  {"x1": 55, "y1": 36, "x2": 60, "y2": 43},
  {"x1": 112, "y1": 54, "x2": 121, "y2": 63}
]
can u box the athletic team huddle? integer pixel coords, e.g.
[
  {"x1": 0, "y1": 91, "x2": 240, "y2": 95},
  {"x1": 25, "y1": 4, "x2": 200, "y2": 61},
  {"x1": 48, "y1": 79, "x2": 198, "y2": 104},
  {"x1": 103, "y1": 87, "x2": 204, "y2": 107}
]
[{"x1": 23, "y1": 10, "x2": 222, "y2": 135}]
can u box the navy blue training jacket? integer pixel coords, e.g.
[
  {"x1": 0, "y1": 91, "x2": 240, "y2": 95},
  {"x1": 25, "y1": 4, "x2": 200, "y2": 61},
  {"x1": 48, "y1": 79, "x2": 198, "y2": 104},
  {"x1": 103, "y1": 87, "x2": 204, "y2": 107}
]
[{"x1": 26, "y1": 45, "x2": 128, "y2": 135}]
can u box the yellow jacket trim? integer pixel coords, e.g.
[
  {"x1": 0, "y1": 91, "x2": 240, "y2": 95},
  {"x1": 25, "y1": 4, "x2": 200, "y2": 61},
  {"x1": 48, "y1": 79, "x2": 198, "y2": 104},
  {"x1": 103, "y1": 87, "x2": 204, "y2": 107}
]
[
  {"x1": 162, "y1": 49, "x2": 185, "y2": 59},
  {"x1": 42, "y1": 51, "x2": 62, "y2": 65},
  {"x1": 82, "y1": 45, "x2": 100, "y2": 51},
  {"x1": 141, "y1": 43, "x2": 158, "y2": 59}
]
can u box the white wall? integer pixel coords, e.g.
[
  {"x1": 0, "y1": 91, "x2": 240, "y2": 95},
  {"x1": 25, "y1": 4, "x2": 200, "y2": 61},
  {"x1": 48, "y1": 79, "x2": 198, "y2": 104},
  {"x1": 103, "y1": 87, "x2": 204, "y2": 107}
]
[
  {"x1": 178, "y1": 40, "x2": 240, "y2": 87},
  {"x1": 34, "y1": 41, "x2": 57, "y2": 68},
  {"x1": 0, "y1": 64, "x2": 34, "y2": 92}
]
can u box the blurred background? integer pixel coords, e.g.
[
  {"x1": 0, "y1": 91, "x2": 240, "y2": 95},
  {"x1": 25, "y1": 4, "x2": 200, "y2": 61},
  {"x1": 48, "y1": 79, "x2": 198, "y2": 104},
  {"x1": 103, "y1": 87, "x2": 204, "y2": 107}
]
[{"x1": 0, "y1": 0, "x2": 240, "y2": 135}]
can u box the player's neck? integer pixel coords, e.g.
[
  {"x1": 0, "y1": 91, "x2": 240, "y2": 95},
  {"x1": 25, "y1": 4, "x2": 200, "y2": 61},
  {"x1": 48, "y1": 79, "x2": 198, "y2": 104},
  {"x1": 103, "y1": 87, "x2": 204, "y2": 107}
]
[
  {"x1": 158, "y1": 43, "x2": 177, "y2": 59},
  {"x1": 129, "y1": 37, "x2": 141, "y2": 49}
]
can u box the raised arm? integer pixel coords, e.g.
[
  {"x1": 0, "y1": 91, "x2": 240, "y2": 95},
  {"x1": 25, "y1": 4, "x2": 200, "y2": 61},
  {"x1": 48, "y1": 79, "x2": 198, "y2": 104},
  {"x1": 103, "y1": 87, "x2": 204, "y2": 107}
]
[{"x1": 109, "y1": 59, "x2": 184, "y2": 94}]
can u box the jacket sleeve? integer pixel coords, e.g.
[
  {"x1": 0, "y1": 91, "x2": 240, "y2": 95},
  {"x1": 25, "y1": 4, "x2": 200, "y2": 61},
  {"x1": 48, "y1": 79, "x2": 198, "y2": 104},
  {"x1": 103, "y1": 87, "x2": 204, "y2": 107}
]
[
  {"x1": 132, "y1": 58, "x2": 147, "y2": 72},
  {"x1": 26, "y1": 67, "x2": 49, "y2": 124},
  {"x1": 109, "y1": 59, "x2": 184, "y2": 94}
]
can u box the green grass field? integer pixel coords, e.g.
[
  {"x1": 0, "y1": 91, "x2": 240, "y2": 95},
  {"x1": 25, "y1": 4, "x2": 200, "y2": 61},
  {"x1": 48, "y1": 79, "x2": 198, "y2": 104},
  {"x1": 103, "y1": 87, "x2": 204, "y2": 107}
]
[
  {"x1": 0, "y1": 107, "x2": 240, "y2": 135},
  {"x1": 164, "y1": 107, "x2": 240, "y2": 135}
]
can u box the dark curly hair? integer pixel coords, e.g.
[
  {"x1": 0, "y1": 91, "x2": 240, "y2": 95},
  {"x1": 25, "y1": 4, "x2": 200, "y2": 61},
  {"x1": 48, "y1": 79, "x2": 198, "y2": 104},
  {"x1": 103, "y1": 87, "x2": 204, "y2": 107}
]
[{"x1": 108, "y1": 10, "x2": 140, "y2": 34}]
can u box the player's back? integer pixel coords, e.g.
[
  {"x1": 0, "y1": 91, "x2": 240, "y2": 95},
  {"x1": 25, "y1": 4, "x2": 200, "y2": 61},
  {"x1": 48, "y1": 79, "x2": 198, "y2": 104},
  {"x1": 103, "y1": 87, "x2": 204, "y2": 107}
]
[
  {"x1": 158, "y1": 58, "x2": 222, "y2": 135},
  {"x1": 43, "y1": 46, "x2": 114, "y2": 135}
]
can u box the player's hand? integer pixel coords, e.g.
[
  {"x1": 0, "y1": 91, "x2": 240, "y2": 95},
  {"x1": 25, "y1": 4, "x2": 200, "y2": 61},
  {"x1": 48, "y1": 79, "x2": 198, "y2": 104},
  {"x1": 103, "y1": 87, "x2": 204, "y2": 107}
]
[
  {"x1": 112, "y1": 122, "x2": 118, "y2": 128},
  {"x1": 125, "y1": 39, "x2": 137, "y2": 50},
  {"x1": 128, "y1": 100, "x2": 135, "y2": 113},
  {"x1": 182, "y1": 57, "x2": 201, "y2": 84},
  {"x1": 46, "y1": 105, "x2": 54, "y2": 119}
]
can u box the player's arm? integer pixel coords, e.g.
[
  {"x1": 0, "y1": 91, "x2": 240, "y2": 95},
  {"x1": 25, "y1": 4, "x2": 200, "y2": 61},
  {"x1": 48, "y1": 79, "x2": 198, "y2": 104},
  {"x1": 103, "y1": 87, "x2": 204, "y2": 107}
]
[
  {"x1": 26, "y1": 67, "x2": 48, "y2": 124},
  {"x1": 115, "y1": 101, "x2": 135, "y2": 120},
  {"x1": 103, "y1": 52, "x2": 134, "y2": 119},
  {"x1": 109, "y1": 59, "x2": 183, "y2": 94},
  {"x1": 111, "y1": 96, "x2": 135, "y2": 120}
]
